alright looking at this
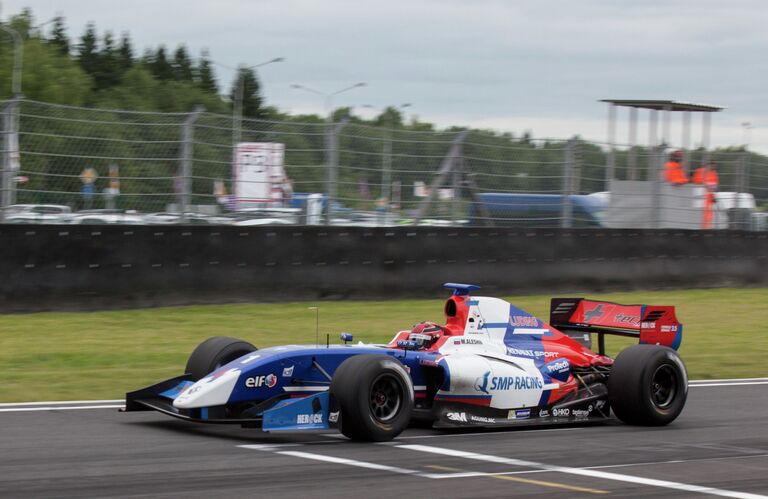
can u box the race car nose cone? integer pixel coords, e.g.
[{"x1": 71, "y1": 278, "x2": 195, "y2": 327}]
[{"x1": 173, "y1": 368, "x2": 240, "y2": 409}]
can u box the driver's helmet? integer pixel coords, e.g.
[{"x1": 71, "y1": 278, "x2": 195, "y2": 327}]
[{"x1": 408, "y1": 321, "x2": 443, "y2": 348}]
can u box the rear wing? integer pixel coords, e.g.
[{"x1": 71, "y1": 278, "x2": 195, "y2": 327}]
[{"x1": 550, "y1": 298, "x2": 683, "y2": 353}]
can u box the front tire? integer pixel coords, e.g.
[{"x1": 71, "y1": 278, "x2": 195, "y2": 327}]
[
  {"x1": 608, "y1": 344, "x2": 688, "y2": 426},
  {"x1": 185, "y1": 336, "x2": 257, "y2": 381},
  {"x1": 330, "y1": 355, "x2": 414, "y2": 441}
]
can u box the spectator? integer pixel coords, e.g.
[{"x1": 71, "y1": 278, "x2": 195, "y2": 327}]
[
  {"x1": 692, "y1": 161, "x2": 719, "y2": 229},
  {"x1": 663, "y1": 150, "x2": 689, "y2": 185}
]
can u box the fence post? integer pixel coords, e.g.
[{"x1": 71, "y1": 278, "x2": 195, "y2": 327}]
[
  {"x1": 178, "y1": 106, "x2": 203, "y2": 218},
  {"x1": 560, "y1": 139, "x2": 576, "y2": 228},
  {"x1": 326, "y1": 118, "x2": 348, "y2": 225},
  {"x1": 413, "y1": 130, "x2": 468, "y2": 224},
  {"x1": 0, "y1": 96, "x2": 20, "y2": 219},
  {"x1": 652, "y1": 145, "x2": 665, "y2": 229}
]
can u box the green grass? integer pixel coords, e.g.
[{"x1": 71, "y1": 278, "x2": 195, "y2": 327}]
[{"x1": 1, "y1": 288, "x2": 766, "y2": 402}]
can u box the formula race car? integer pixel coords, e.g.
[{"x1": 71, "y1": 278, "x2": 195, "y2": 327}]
[{"x1": 125, "y1": 283, "x2": 688, "y2": 441}]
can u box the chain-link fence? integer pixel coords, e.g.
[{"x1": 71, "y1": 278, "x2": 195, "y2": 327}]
[{"x1": 1, "y1": 98, "x2": 766, "y2": 229}]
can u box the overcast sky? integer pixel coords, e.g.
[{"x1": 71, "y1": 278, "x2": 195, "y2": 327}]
[{"x1": 3, "y1": 0, "x2": 767, "y2": 152}]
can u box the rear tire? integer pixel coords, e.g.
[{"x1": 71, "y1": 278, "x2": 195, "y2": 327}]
[
  {"x1": 185, "y1": 336, "x2": 257, "y2": 381},
  {"x1": 608, "y1": 344, "x2": 687, "y2": 426},
  {"x1": 330, "y1": 355, "x2": 414, "y2": 441}
]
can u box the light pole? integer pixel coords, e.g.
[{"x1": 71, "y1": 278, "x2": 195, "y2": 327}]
[
  {"x1": 362, "y1": 103, "x2": 411, "y2": 217},
  {"x1": 741, "y1": 122, "x2": 753, "y2": 149},
  {"x1": 291, "y1": 82, "x2": 366, "y2": 124},
  {"x1": 229, "y1": 57, "x2": 284, "y2": 146},
  {"x1": 214, "y1": 57, "x2": 284, "y2": 146},
  {"x1": 290, "y1": 82, "x2": 367, "y2": 224},
  {"x1": 0, "y1": 23, "x2": 23, "y2": 96}
]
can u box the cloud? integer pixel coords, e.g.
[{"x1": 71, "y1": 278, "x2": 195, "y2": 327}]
[{"x1": 3, "y1": 0, "x2": 767, "y2": 153}]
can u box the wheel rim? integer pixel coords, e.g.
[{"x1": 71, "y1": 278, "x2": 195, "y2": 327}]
[
  {"x1": 650, "y1": 364, "x2": 677, "y2": 409},
  {"x1": 369, "y1": 373, "x2": 403, "y2": 423}
]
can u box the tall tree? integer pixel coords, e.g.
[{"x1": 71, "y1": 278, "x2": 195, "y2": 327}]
[
  {"x1": 48, "y1": 16, "x2": 69, "y2": 55},
  {"x1": 195, "y1": 49, "x2": 218, "y2": 94},
  {"x1": 94, "y1": 31, "x2": 121, "y2": 89},
  {"x1": 117, "y1": 32, "x2": 134, "y2": 72},
  {"x1": 149, "y1": 46, "x2": 173, "y2": 81},
  {"x1": 77, "y1": 23, "x2": 99, "y2": 78},
  {"x1": 9, "y1": 9, "x2": 33, "y2": 38},
  {"x1": 172, "y1": 45, "x2": 193, "y2": 82},
  {"x1": 230, "y1": 67, "x2": 263, "y2": 118}
]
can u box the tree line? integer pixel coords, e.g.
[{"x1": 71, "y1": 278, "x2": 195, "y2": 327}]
[{"x1": 0, "y1": 8, "x2": 764, "y2": 213}]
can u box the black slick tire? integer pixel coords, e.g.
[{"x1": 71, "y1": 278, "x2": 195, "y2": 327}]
[
  {"x1": 608, "y1": 344, "x2": 688, "y2": 426},
  {"x1": 330, "y1": 354, "x2": 414, "y2": 441},
  {"x1": 185, "y1": 336, "x2": 257, "y2": 381}
]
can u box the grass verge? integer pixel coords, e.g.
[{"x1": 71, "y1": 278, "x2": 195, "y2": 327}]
[{"x1": 1, "y1": 288, "x2": 765, "y2": 402}]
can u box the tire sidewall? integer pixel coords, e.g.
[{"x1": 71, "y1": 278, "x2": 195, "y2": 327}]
[
  {"x1": 637, "y1": 348, "x2": 688, "y2": 423},
  {"x1": 355, "y1": 358, "x2": 413, "y2": 435},
  {"x1": 331, "y1": 355, "x2": 414, "y2": 441},
  {"x1": 609, "y1": 345, "x2": 688, "y2": 426}
]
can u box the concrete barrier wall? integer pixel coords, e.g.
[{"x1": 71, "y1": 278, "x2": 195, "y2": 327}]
[{"x1": 0, "y1": 225, "x2": 765, "y2": 312}]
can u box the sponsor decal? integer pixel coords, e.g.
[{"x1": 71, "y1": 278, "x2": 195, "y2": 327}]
[
  {"x1": 641, "y1": 322, "x2": 656, "y2": 329},
  {"x1": 552, "y1": 407, "x2": 570, "y2": 417},
  {"x1": 509, "y1": 315, "x2": 539, "y2": 327},
  {"x1": 507, "y1": 347, "x2": 538, "y2": 357},
  {"x1": 446, "y1": 412, "x2": 468, "y2": 422},
  {"x1": 595, "y1": 400, "x2": 606, "y2": 410},
  {"x1": 572, "y1": 409, "x2": 590, "y2": 418},
  {"x1": 507, "y1": 347, "x2": 559, "y2": 359},
  {"x1": 245, "y1": 374, "x2": 278, "y2": 388},
  {"x1": 661, "y1": 325, "x2": 678, "y2": 332},
  {"x1": 297, "y1": 413, "x2": 323, "y2": 424},
  {"x1": 538, "y1": 409, "x2": 550, "y2": 418},
  {"x1": 185, "y1": 385, "x2": 202, "y2": 395},
  {"x1": 584, "y1": 304, "x2": 604, "y2": 321},
  {"x1": 474, "y1": 371, "x2": 491, "y2": 394},
  {"x1": 508, "y1": 409, "x2": 531, "y2": 420},
  {"x1": 545, "y1": 359, "x2": 570, "y2": 375},
  {"x1": 328, "y1": 411, "x2": 339, "y2": 423},
  {"x1": 470, "y1": 415, "x2": 496, "y2": 424},
  {"x1": 453, "y1": 338, "x2": 482, "y2": 345},
  {"x1": 490, "y1": 376, "x2": 543, "y2": 391},
  {"x1": 282, "y1": 365, "x2": 295, "y2": 377},
  {"x1": 614, "y1": 313, "x2": 640, "y2": 327}
]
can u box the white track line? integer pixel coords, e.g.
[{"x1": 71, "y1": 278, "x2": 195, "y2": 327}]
[
  {"x1": 689, "y1": 382, "x2": 768, "y2": 387},
  {"x1": 398, "y1": 444, "x2": 767, "y2": 499},
  {"x1": 0, "y1": 404, "x2": 123, "y2": 413},
  {"x1": 277, "y1": 450, "x2": 420, "y2": 475},
  {"x1": 689, "y1": 378, "x2": 768, "y2": 383},
  {"x1": 0, "y1": 399, "x2": 122, "y2": 407}
]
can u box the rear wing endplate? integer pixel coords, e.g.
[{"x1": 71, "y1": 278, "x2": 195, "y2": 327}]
[{"x1": 550, "y1": 298, "x2": 683, "y2": 353}]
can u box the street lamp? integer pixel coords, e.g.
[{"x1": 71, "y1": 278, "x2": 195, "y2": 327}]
[
  {"x1": 290, "y1": 82, "x2": 367, "y2": 224},
  {"x1": 214, "y1": 57, "x2": 285, "y2": 146},
  {"x1": 361, "y1": 103, "x2": 412, "y2": 217},
  {"x1": 741, "y1": 122, "x2": 753, "y2": 150},
  {"x1": 291, "y1": 82, "x2": 366, "y2": 123},
  {"x1": 0, "y1": 23, "x2": 23, "y2": 96}
]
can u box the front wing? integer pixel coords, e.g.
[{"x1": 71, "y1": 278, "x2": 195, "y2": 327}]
[{"x1": 124, "y1": 376, "x2": 336, "y2": 431}]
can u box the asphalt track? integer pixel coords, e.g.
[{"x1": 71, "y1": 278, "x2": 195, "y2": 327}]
[{"x1": 1, "y1": 380, "x2": 767, "y2": 498}]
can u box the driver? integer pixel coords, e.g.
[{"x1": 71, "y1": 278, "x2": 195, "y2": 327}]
[{"x1": 408, "y1": 321, "x2": 444, "y2": 349}]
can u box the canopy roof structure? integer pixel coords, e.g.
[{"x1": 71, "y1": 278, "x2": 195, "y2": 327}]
[
  {"x1": 600, "y1": 98, "x2": 726, "y2": 182},
  {"x1": 600, "y1": 99, "x2": 723, "y2": 113}
]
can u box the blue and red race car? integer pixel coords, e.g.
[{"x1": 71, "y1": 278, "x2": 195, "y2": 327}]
[{"x1": 125, "y1": 283, "x2": 687, "y2": 441}]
